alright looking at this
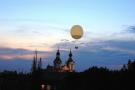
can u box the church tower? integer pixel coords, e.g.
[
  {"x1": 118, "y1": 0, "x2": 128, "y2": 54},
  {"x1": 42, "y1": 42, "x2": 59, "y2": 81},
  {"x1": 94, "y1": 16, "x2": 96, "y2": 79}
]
[
  {"x1": 31, "y1": 50, "x2": 42, "y2": 73},
  {"x1": 31, "y1": 50, "x2": 38, "y2": 73},
  {"x1": 53, "y1": 49, "x2": 62, "y2": 72},
  {"x1": 66, "y1": 49, "x2": 75, "y2": 72},
  {"x1": 38, "y1": 58, "x2": 42, "y2": 70}
]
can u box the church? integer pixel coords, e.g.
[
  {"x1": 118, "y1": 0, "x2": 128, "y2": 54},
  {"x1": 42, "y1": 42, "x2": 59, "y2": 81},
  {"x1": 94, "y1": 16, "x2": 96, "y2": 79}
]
[{"x1": 32, "y1": 49, "x2": 75, "y2": 73}]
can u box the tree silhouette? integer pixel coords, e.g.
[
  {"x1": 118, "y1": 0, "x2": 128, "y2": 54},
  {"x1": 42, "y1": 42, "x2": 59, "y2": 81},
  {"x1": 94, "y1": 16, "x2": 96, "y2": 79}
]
[{"x1": 0, "y1": 59, "x2": 135, "y2": 90}]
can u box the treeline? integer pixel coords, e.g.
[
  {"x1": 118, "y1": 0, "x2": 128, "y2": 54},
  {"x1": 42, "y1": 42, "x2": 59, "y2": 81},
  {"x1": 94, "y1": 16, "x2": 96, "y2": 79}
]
[
  {"x1": 61, "y1": 60, "x2": 135, "y2": 90},
  {"x1": 0, "y1": 60, "x2": 135, "y2": 90}
]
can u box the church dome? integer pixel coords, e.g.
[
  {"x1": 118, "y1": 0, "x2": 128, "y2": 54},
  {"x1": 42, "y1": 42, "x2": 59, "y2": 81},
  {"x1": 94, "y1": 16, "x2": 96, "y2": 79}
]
[
  {"x1": 66, "y1": 49, "x2": 74, "y2": 64},
  {"x1": 54, "y1": 57, "x2": 62, "y2": 64},
  {"x1": 53, "y1": 49, "x2": 62, "y2": 65}
]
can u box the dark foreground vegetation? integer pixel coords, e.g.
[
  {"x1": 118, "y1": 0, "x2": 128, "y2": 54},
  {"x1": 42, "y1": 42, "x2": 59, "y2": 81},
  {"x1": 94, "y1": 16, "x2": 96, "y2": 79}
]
[{"x1": 0, "y1": 60, "x2": 135, "y2": 90}]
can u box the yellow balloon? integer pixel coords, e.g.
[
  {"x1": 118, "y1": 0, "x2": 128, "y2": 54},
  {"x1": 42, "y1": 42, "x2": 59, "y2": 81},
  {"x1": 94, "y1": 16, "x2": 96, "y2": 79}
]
[{"x1": 71, "y1": 25, "x2": 83, "y2": 39}]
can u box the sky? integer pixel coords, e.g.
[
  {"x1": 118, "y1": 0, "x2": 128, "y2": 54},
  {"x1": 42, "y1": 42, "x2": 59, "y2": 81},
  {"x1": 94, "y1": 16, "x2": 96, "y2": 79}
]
[{"x1": 0, "y1": 0, "x2": 135, "y2": 72}]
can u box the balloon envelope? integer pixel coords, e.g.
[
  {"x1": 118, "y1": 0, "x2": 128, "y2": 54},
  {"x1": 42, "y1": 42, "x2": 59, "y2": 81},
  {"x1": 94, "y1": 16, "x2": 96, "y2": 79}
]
[{"x1": 71, "y1": 25, "x2": 83, "y2": 39}]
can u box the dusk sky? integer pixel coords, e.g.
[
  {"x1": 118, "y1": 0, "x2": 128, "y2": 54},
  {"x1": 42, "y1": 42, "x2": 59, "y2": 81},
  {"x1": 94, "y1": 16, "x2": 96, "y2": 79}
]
[{"x1": 0, "y1": 0, "x2": 135, "y2": 72}]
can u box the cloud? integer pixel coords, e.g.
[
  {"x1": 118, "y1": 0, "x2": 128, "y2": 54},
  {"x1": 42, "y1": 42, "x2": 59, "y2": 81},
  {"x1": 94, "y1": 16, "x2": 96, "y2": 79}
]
[
  {"x1": 1, "y1": 23, "x2": 135, "y2": 71},
  {"x1": 0, "y1": 39, "x2": 135, "y2": 72},
  {"x1": 0, "y1": 47, "x2": 57, "y2": 72},
  {"x1": 0, "y1": 21, "x2": 71, "y2": 51},
  {"x1": 44, "y1": 26, "x2": 135, "y2": 71},
  {"x1": 126, "y1": 26, "x2": 135, "y2": 33},
  {"x1": 54, "y1": 38, "x2": 135, "y2": 55},
  {"x1": 0, "y1": 47, "x2": 51, "y2": 60},
  {"x1": 28, "y1": 43, "x2": 50, "y2": 48},
  {"x1": 61, "y1": 39, "x2": 70, "y2": 42},
  {"x1": 52, "y1": 38, "x2": 135, "y2": 71},
  {"x1": 13, "y1": 23, "x2": 68, "y2": 35}
]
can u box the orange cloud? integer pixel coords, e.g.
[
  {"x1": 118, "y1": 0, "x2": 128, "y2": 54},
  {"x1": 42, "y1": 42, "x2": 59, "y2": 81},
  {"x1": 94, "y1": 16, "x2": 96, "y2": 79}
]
[{"x1": 0, "y1": 53, "x2": 50, "y2": 60}]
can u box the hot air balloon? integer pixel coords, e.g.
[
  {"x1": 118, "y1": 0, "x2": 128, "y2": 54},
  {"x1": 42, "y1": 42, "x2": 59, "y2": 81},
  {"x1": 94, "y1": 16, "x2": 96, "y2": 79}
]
[{"x1": 70, "y1": 25, "x2": 84, "y2": 49}]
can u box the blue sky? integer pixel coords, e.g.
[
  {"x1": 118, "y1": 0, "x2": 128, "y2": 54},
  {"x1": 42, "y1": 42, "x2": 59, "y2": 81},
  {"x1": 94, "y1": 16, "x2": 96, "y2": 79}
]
[
  {"x1": 0, "y1": 0, "x2": 135, "y2": 72},
  {"x1": 1, "y1": 0, "x2": 135, "y2": 30}
]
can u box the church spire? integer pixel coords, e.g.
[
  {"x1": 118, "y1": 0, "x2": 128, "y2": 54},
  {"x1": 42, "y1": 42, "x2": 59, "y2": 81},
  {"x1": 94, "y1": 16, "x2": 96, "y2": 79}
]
[
  {"x1": 69, "y1": 49, "x2": 72, "y2": 57},
  {"x1": 56, "y1": 48, "x2": 60, "y2": 56},
  {"x1": 31, "y1": 56, "x2": 36, "y2": 73}
]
